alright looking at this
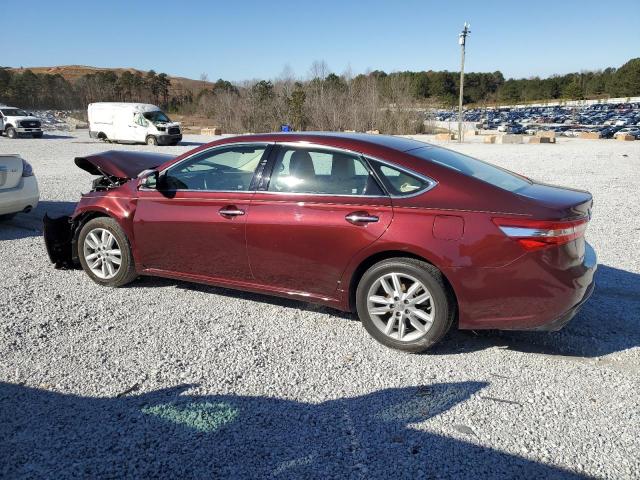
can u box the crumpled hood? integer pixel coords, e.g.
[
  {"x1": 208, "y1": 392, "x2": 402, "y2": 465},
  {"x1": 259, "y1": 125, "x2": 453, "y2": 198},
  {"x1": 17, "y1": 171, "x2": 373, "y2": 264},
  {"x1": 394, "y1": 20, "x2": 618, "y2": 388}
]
[{"x1": 75, "y1": 150, "x2": 174, "y2": 179}]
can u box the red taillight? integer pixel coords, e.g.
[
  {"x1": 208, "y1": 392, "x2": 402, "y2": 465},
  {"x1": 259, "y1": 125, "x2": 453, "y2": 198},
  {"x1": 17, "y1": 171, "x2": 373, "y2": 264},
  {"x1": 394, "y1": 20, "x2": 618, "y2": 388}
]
[{"x1": 492, "y1": 217, "x2": 588, "y2": 251}]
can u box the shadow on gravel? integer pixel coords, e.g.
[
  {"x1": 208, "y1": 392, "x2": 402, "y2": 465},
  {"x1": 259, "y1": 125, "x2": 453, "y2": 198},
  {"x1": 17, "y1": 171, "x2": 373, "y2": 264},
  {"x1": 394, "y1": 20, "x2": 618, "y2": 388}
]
[
  {"x1": 435, "y1": 264, "x2": 640, "y2": 358},
  {"x1": 0, "y1": 381, "x2": 584, "y2": 479},
  {"x1": 0, "y1": 201, "x2": 76, "y2": 241},
  {"x1": 178, "y1": 141, "x2": 207, "y2": 146},
  {"x1": 42, "y1": 133, "x2": 75, "y2": 139}
]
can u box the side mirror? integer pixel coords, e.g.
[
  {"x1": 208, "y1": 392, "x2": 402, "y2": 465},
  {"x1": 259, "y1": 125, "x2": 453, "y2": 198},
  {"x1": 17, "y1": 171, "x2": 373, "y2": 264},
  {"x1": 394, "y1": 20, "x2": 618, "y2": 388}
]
[{"x1": 138, "y1": 169, "x2": 158, "y2": 189}]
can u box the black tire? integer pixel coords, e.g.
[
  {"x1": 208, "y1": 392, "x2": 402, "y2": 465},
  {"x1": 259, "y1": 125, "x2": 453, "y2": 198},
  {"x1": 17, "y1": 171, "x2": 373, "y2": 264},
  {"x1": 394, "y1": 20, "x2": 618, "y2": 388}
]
[
  {"x1": 146, "y1": 135, "x2": 158, "y2": 146},
  {"x1": 355, "y1": 258, "x2": 455, "y2": 353},
  {"x1": 77, "y1": 217, "x2": 138, "y2": 287},
  {"x1": 33, "y1": 132, "x2": 43, "y2": 138},
  {"x1": 6, "y1": 127, "x2": 17, "y2": 139}
]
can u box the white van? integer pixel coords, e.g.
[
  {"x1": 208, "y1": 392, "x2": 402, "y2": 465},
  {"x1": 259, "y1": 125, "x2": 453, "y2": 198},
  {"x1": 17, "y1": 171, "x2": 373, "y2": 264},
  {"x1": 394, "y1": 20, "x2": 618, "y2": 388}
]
[{"x1": 88, "y1": 102, "x2": 182, "y2": 146}]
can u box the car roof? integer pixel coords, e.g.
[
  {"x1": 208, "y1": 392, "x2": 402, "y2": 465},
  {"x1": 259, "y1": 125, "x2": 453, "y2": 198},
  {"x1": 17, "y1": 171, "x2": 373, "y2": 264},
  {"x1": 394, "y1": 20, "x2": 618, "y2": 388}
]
[{"x1": 219, "y1": 132, "x2": 436, "y2": 153}]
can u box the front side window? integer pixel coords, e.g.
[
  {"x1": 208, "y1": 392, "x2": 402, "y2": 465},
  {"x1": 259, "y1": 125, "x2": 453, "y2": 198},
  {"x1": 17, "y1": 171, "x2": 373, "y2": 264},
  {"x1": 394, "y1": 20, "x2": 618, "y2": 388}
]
[
  {"x1": 268, "y1": 147, "x2": 383, "y2": 196},
  {"x1": 162, "y1": 145, "x2": 266, "y2": 191},
  {"x1": 369, "y1": 160, "x2": 431, "y2": 196}
]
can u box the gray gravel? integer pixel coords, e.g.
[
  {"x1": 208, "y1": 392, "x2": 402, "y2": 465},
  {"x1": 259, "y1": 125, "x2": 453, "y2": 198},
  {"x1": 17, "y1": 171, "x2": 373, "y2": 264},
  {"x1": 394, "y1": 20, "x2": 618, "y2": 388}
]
[{"x1": 1, "y1": 131, "x2": 639, "y2": 479}]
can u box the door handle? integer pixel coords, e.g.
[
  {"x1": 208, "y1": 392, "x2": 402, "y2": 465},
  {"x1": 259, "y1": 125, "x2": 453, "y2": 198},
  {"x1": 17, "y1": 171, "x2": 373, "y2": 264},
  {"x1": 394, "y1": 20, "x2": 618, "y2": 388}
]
[
  {"x1": 345, "y1": 212, "x2": 379, "y2": 224},
  {"x1": 219, "y1": 207, "x2": 245, "y2": 217}
]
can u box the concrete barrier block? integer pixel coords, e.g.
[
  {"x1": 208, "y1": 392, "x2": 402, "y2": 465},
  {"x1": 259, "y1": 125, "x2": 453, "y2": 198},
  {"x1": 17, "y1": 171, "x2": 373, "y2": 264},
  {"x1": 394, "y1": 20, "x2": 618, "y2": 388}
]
[
  {"x1": 435, "y1": 133, "x2": 454, "y2": 141},
  {"x1": 201, "y1": 127, "x2": 222, "y2": 135},
  {"x1": 483, "y1": 135, "x2": 496, "y2": 144},
  {"x1": 579, "y1": 132, "x2": 601, "y2": 139},
  {"x1": 616, "y1": 134, "x2": 635, "y2": 141}
]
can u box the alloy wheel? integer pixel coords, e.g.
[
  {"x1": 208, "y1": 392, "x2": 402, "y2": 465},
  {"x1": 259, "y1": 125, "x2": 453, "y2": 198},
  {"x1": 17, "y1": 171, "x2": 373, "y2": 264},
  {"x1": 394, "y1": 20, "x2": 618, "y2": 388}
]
[
  {"x1": 83, "y1": 228, "x2": 122, "y2": 280},
  {"x1": 366, "y1": 272, "x2": 435, "y2": 342}
]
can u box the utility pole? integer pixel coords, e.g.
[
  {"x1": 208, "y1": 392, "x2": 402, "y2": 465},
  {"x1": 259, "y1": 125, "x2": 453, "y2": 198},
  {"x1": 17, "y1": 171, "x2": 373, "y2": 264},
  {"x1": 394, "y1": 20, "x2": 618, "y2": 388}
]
[{"x1": 458, "y1": 22, "x2": 470, "y2": 143}]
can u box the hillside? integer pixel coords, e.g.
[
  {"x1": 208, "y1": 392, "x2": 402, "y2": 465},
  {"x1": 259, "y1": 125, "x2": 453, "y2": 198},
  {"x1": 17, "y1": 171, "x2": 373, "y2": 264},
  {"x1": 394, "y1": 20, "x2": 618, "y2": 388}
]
[{"x1": 9, "y1": 65, "x2": 214, "y2": 94}]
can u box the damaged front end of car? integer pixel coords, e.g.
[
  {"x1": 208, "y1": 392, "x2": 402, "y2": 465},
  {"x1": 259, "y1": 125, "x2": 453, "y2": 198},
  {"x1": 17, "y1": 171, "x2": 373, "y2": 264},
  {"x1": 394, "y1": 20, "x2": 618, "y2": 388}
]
[{"x1": 43, "y1": 150, "x2": 172, "y2": 269}]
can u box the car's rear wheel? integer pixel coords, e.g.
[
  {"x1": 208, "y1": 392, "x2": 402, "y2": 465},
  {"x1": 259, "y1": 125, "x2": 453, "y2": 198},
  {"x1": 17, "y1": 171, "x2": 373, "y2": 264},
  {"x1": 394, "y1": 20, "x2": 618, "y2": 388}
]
[
  {"x1": 356, "y1": 258, "x2": 454, "y2": 353},
  {"x1": 78, "y1": 217, "x2": 137, "y2": 287}
]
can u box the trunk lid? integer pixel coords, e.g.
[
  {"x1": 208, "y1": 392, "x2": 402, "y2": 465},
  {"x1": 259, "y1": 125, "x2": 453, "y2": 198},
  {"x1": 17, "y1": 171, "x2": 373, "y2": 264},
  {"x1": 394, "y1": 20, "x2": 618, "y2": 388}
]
[
  {"x1": 515, "y1": 181, "x2": 592, "y2": 220},
  {"x1": 75, "y1": 150, "x2": 174, "y2": 179},
  {"x1": 0, "y1": 154, "x2": 24, "y2": 190}
]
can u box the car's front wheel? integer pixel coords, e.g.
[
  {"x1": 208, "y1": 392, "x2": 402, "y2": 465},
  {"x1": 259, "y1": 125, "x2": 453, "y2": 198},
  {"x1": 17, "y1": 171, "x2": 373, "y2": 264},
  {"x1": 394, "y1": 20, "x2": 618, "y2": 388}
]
[
  {"x1": 6, "y1": 127, "x2": 17, "y2": 139},
  {"x1": 356, "y1": 258, "x2": 454, "y2": 353},
  {"x1": 78, "y1": 217, "x2": 138, "y2": 287},
  {"x1": 146, "y1": 135, "x2": 158, "y2": 146}
]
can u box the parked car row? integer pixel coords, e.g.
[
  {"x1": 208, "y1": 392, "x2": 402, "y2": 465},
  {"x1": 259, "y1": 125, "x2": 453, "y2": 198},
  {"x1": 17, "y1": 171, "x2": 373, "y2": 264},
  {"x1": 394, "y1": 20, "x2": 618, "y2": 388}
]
[{"x1": 435, "y1": 102, "x2": 640, "y2": 138}]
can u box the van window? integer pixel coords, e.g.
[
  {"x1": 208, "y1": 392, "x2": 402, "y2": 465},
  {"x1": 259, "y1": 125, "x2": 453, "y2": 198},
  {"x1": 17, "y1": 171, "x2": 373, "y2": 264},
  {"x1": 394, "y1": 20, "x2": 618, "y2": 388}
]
[
  {"x1": 143, "y1": 111, "x2": 171, "y2": 123},
  {"x1": 135, "y1": 114, "x2": 148, "y2": 127}
]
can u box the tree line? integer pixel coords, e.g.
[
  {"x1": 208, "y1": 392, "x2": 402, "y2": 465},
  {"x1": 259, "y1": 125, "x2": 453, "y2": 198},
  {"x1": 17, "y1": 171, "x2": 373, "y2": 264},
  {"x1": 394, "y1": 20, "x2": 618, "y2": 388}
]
[{"x1": 0, "y1": 58, "x2": 638, "y2": 134}]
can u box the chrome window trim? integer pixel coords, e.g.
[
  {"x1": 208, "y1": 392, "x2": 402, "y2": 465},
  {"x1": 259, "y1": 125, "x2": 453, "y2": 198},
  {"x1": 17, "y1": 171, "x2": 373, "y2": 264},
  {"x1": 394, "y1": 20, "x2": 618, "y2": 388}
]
[{"x1": 140, "y1": 139, "x2": 438, "y2": 199}]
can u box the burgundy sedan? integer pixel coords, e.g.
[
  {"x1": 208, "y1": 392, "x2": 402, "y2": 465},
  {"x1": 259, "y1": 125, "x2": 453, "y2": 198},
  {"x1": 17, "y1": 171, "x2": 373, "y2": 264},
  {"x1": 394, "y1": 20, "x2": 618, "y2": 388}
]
[{"x1": 44, "y1": 133, "x2": 596, "y2": 352}]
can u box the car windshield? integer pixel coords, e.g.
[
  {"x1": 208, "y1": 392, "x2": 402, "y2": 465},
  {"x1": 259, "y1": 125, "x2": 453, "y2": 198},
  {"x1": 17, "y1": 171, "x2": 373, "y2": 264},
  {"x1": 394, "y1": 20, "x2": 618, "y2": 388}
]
[
  {"x1": 143, "y1": 111, "x2": 171, "y2": 123},
  {"x1": 409, "y1": 146, "x2": 532, "y2": 193},
  {"x1": 1, "y1": 108, "x2": 29, "y2": 116}
]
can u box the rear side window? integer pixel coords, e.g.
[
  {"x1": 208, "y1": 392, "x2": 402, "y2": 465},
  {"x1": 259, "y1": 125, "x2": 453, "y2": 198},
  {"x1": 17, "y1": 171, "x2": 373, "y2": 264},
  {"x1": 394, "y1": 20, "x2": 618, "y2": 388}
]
[
  {"x1": 368, "y1": 160, "x2": 431, "y2": 196},
  {"x1": 409, "y1": 146, "x2": 531, "y2": 193},
  {"x1": 268, "y1": 147, "x2": 383, "y2": 196}
]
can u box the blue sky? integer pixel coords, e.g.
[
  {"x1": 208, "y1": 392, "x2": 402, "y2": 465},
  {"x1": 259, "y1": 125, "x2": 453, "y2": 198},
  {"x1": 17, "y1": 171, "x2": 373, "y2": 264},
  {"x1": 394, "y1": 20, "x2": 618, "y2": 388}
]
[{"x1": 6, "y1": 0, "x2": 639, "y2": 81}]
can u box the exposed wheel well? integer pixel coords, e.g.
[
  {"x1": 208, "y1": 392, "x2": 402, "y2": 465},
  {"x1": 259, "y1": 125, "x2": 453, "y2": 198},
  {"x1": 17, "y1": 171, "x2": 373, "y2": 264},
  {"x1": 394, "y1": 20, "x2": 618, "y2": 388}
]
[
  {"x1": 348, "y1": 251, "x2": 459, "y2": 317},
  {"x1": 71, "y1": 212, "x2": 111, "y2": 261}
]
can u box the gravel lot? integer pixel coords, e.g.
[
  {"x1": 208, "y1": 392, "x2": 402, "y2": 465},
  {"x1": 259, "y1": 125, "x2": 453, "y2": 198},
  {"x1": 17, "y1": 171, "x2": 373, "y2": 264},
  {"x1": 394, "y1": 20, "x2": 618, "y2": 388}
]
[{"x1": 1, "y1": 131, "x2": 639, "y2": 479}]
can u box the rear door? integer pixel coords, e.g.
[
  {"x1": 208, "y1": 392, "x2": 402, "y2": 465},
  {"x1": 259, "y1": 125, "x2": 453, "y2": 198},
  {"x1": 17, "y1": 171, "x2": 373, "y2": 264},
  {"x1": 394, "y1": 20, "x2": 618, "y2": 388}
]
[
  {"x1": 246, "y1": 144, "x2": 393, "y2": 299},
  {"x1": 133, "y1": 143, "x2": 271, "y2": 280}
]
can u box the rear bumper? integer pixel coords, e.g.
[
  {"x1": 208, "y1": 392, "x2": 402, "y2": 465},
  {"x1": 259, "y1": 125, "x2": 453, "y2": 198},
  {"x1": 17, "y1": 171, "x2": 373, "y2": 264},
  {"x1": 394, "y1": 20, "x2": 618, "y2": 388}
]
[
  {"x1": 452, "y1": 241, "x2": 597, "y2": 331},
  {"x1": 530, "y1": 278, "x2": 596, "y2": 331},
  {"x1": 0, "y1": 176, "x2": 39, "y2": 215}
]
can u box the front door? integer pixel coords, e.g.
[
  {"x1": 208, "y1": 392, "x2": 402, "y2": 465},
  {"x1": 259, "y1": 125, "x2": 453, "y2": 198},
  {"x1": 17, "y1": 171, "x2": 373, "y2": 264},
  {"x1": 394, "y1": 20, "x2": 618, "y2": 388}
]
[
  {"x1": 246, "y1": 145, "x2": 393, "y2": 299},
  {"x1": 133, "y1": 143, "x2": 270, "y2": 281}
]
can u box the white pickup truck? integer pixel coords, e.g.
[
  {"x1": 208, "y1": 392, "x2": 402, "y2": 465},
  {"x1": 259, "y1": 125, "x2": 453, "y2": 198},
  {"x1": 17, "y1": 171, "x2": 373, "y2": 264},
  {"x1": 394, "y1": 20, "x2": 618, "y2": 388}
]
[{"x1": 0, "y1": 106, "x2": 43, "y2": 138}]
